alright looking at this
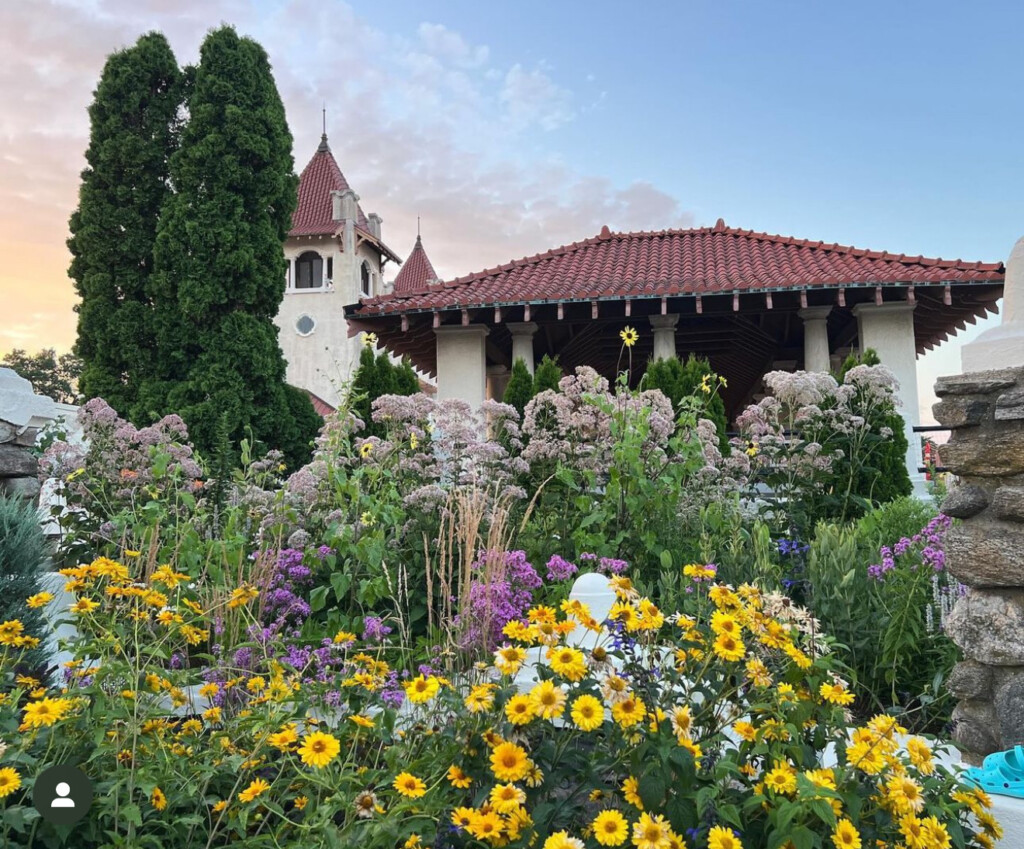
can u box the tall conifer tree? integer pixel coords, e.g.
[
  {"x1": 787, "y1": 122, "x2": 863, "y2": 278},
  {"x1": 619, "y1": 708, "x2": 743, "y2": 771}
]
[
  {"x1": 68, "y1": 32, "x2": 181, "y2": 414},
  {"x1": 144, "y1": 26, "x2": 318, "y2": 467}
]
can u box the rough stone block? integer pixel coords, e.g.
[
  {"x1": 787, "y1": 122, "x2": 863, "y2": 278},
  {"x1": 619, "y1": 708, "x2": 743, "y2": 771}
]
[
  {"x1": 996, "y1": 388, "x2": 1024, "y2": 422},
  {"x1": 947, "y1": 660, "x2": 994, "y2": 700},
  {"x1": 0, "y1": 421, "x2": 16, "y2": 444},
  {"x1": 951, "y1": 699, "x2": 1000, "y2": 760},
  {"x1": 947, "y1": 590, "x2": 1024, "y2": 665},
  {"x1": 932, "y1": 398, "x2": 991, "y2": 428},
  {"x1": 0, "y1": 443, "x2": 38, "y2": 478},
  {"x1": 940, "y1": 484, "x2": 990, "y2": 519},
  {"x1": 13, "y1": 426, "x2": 41, "y2": 447},
  {"x1": 0, "y1": 476, "x2": 41, "y2": 501},
  {"x1": 941, "y1": 429, "x2": 1024, "y2": 477},
  {"x1": 946, "y1": 519, "x2": 1024, "y2": 587},
  {"x1": 994, "y1": 671, "x2": 1024, "y2": 747},
  {"x1": 993, "y1": 486, "x2": 1024, "y2": 522},
  {"x1": 935, "y1": 370, "x2": 1020, "y2": 398}
]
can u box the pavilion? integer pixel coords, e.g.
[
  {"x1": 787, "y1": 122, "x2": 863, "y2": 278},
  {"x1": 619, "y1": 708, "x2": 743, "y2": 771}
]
[{"x1": 345, "y1": 220, "x2": 1005, "y2": 488}]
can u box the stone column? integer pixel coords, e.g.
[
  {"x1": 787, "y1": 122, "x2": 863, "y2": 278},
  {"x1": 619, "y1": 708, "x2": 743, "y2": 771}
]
[
  {"x1": 798, "y1": 306, "x2": 832, "y2": 373},
  {"x1": 435, "y1": 326, "x2": 490, "y2": 409},
  {"x1": 648, "y1": 314, "x2": 680, "y2": 361},
  {"x1": 962, "y1": 235, "x2": 1024, "y2": 371},
  {"x1": 852, "y1": 302, "x2": 926, "y2": 496},
  {"x1": 934, "y1": 367, "x2": 1024, "y2": 763},
  {"x1": 507, "y1": 322, "x2": 537, "y2": 373}
]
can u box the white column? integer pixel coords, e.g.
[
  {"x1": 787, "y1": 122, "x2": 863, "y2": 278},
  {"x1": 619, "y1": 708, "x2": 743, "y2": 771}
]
[
  {"x1": 798, "y1": 306, "x2": 832, "y2": 373},
  {"x1": 648, "y1": 314, "x2": 679, "y2": 360},
  {"x1": 435, "y1": 326, "x2": 490, "y2": 409},
  {"x1": 962, "y1": 235, "x2": 1024, "y2": 371},
  {"x1": 852, "y1": 302, "x2": 927, "y2": 496},
  {"x1": 507, "y1": 322, "x2": 538, "y2": 373}
]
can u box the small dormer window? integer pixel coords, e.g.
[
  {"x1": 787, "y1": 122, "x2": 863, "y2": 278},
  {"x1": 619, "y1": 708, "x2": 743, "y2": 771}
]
[
  {"x1": 295, "y1": 251, "x2": 323, "y2": 289},
  {"x1": 360, "y1": 261, "x2": 372, "y2": 298}
]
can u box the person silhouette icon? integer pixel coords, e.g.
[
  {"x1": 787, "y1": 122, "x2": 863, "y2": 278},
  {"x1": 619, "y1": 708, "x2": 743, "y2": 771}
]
[{"x1": 50, "y1": 782, "x2": 75, "y2": 808}]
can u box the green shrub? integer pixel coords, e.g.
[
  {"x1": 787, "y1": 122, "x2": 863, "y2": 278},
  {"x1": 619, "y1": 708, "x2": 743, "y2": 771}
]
[
  {"x1": 0, "y1": 494, "x2": 49, "y2": 671},
  {"x1": 532, "y1": 354, "x2": 562, "y2": 394},
  {"x1": 644, "y1": 355, "x2": 729, "y2": 451},
  {"x1": 503, "y1": 357, "x2": 534, "y2": 417}
]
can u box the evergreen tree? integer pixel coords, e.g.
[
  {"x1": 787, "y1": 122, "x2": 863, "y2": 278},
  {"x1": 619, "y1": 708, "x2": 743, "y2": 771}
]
[
  {"x1": 533, "y1": 355, "x2": 563, "y2": 395},
  {"x1": 503, "y1": 358, "x2": 534, "y2": 417},
  {"x1": 68, "y1": 32, "x2": 181, "y2": 414},
  {"x1": 351, "y1": 346, "x2": 420, "y2": 438},
  {"x1": 831, "y1": 349, "x2": 912, "y2": 512},
  {"x1": 644, "y1": 355, "x2": 729, "y2": 450},
  {"x1": 0, "y1": 494, "x2": 49, "y2": 673},
  {"x1": 143, "y1": 26, "x2": 316, "y2": 468}
]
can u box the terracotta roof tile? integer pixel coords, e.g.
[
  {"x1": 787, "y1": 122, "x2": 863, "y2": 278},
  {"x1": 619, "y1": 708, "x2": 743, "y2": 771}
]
[
  {"x1": 290, "y1": 135, "x2": 368, "y2": 237},
  {"x1": 304, "y1": 389, "x2": 336, "y2": 418},
  {"x1": 393, "y1": 235, "x2": 439, "y2": 293},
  {"x1": 352, "y1": 223, "x2": 1004, "y2": 316}
]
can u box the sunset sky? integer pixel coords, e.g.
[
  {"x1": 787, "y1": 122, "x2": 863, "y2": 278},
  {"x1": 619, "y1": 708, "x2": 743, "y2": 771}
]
[{"x1": 2, "y1": 0, "x2": 1021, "y2": 421}]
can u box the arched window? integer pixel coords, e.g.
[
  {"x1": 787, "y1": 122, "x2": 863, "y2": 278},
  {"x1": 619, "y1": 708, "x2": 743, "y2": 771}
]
[
  {"x1": 360, "y1": 261, "x2": 372, "y2": 298},
  {"x1": 295, "y1": 251, "x2": 323, "y2": 289}
]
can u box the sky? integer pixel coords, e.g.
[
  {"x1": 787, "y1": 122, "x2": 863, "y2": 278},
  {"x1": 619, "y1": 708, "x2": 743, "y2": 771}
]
[{"x1": 2, "y1": 0, "x2": 1021, "y2": 423}]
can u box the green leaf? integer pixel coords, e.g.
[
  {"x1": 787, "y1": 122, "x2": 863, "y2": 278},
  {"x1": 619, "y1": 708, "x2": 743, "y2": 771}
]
[
  {"x1": 638, "y1": 771, "x2": 666, "y2": 810},
  {"x1": 309, "y1": 585, "x2": 329, "y2": 612},
  {"x1": 121, "y1": 803, "x2": 143, "y2": 828}
]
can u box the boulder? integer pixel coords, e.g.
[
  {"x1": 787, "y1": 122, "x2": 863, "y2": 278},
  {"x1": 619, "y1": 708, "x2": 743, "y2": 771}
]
[
  {"x1": 946, "y1": 590, "x2": 1024, "y2": 666},
  {"x1": 940, "y1": 484, "x2": 990, "y2": 519},
  {"x1": 945, "y1": 519, "x2": 1024, "y2": 587}
]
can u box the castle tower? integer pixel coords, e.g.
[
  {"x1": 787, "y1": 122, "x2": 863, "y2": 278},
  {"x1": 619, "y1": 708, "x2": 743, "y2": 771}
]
[
  {"x1": 274, "y1": 132, "x2": 400, "y2": 408},
  {"x1": 392, "y1": 233, "x2": 440, "y2": 293}
]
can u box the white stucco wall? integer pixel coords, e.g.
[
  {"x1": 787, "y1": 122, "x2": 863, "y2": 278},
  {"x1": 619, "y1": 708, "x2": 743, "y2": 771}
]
[
  {"x1": 274, "y1": 237, "x2": 387, "y2": 407},
  {"x1": 435, "y1": 326, "x2": 489, "y2": 409}
]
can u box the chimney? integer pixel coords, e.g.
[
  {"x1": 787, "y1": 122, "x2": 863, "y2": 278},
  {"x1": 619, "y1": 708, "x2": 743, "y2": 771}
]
[
  {"x1": 339, "y1": 189, "x2": 359, "y2": 224},
  {"x1": 367, "y1": 213, "x2": 382, "y2": 240}
]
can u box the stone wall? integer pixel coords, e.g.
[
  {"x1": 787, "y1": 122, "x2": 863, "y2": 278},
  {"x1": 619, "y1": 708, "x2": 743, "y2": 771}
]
[
  {"x1": 934, "y1": 366, "x2": 1024, "y2": 764},
  {"x1": 0, "y1": 367, "x2": 56, "y2": 504}
]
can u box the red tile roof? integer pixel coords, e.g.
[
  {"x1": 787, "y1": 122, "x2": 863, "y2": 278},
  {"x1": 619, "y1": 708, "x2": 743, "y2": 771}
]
[
  {"x1": 393, "y1": 235, "x2": 439, "y2": 293},
  {"x1": 305, "y1": 390, "x2": 336, "y2": 418},
  {"x1": 290, "y1": 135, "x2": 368, "y2": 236},
  {"x1": 353, "y1": 221, "x2": 1004, "y2": 315}
]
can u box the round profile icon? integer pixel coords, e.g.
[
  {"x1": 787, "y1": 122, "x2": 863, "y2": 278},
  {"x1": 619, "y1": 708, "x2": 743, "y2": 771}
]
[{"x1": 32, "y1": 764, "x2": 93, "y2": 826}]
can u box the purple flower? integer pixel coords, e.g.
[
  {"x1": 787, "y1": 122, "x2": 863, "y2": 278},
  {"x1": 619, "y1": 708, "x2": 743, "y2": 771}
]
[
  {"x1": 546, "y1": 554, "x2": 578, "y2": 582},
  {"x1": 363, "y1": 616, "x2": 392, "y2": 643}
]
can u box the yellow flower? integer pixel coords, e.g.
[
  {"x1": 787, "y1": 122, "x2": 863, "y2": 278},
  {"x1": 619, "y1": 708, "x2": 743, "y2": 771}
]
[
  {"x1": 362, "y1": 332, "x2": 378, "y2": 347},
  {"x1": 298, "y1": 731, "x2": 340, "y2": 768},
  {"x1": 26, "y1": 592, "x2": 54, "y2": 609},
  {"x1": 619, "y1": 326, "x2": 639, "y2": 347},
  {"x1": 359, "y1": 442, "x2": 374, "y2": 458},
  {"x1": 570, "y1": 694, "x2": 604, "y2": 731},
  {"x1": 632, "y1": 812, "x2": 671, "y2": 849},
  {"x1": 505, "y1": 694, "x2": 537, "y2": 725},
  {"x1": 529, "y1": 680, "x2": 568, "y2": 720},
  {"x1": 905, "y1": 736, "x2": 935, "y2": 775},
  {"x1": 465, "y1": 682, "x2": 498, "y2": 712},
  {"x1": 469, "y1": 811, "x2": 505, "y2": 841},
  {"x1": 403, "y1": 836, "x2": 421, "y2": 849},
  {"x1": 404, "y1": 675, "x2": 440, "y2": 704},
  {"x1": 490, "y1": 782, "x2": 526, "y2": 813},
  {"x1": 884, "y1": 774, "x2": 925, "y2": 815},
  {"x1": 733, "y1": 721, "x2": 757, "y2": 742},
  {"x1": 361, "y1": 511, "x2": 376, "y2": 526},
  {"x1": 21, "y1": 697, "x2": 72, "y2": 729},
  {"x1": 451, "y1": 806, "x2": 476, "y2": 828},
  {"x1": 0, "y1": 768, "x2": 21, "y2": 798},
  {"x1": 493, "y1": 645, "x2": 527, "y2": 675},
  {"x1": 293, "y1": 795, "x2": 308, "y2": 810},
  {"x1": 708, "y1": 826, "x2": 743, "y2": 849},
  {"x1": 830, "y1": 819, "x2": 861, "y2": 849},
  {"x1": 268, "y1": 725, "x2": 298, "y2": 751},
  {"x1": 745, "y1": 441, "x2": 758, "y2": 457},
  {"x1": 700, "y1": 373, "x2": 712, "y2": 394},
  {"x1": 151, "y1": 787, "x2": 167, "y2": 811},
  {"x1": 490, "y1": 741, "x2": 531, "y2": 782},
  {"x1": 70, "y1": 598, "x2": 99, "y2": 615},
  {"x1": 227, "y1": 584, "x2": 259, "y2": 609},
  {"x1": 819, "y1": 681, "x2": 855, "y2": 706},
  {"x1": 611, "y1": 695, "x2": 646, "y2": 729},
  {"x1": 622, "y1": 776, "x2": 643, "y2": 810},
  {"x1": 546, "y1": 645, "x2": 587, "y2": 681},
  {"x1": 712, "y1": 632, "x2": 746, "y2": 662},
  {"x1": 446, "y1": 765, "x2": 472, "y2": 788},
  {"x1": 393, "y1": 772, "x2": 427, "y2": 798},
  {"x1": 124, "y1": 549, "x2": 141, "y2": 558},
  {"x1": 349, "y1": 714, "x2": 375, "y2": 728},
  {"x1": 543, "y1": 833, "x2": 585, "y2": 849},
  {"x1": 239, "y1": 778, "x2": 270, "y2": 804},
  {"x1": 592, "y1": 809, "x2": 628, "y2": 846},
  {"x1": 764, "y1": 761, "x2": 797, "y2": 795}
]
